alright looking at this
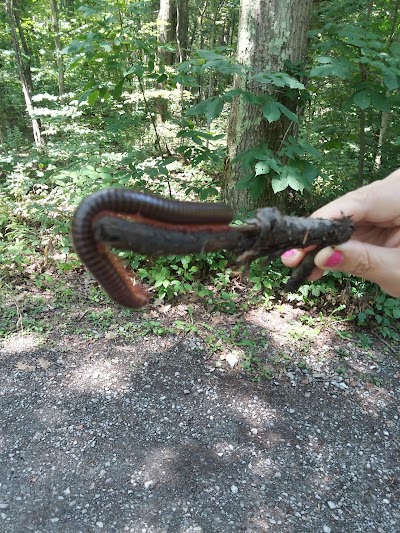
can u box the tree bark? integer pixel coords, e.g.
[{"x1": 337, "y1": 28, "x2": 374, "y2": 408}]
[
  {"x1": 13, "y1": 9, "x2": 35, "y2": 95},
  {"x1": 5, "y1": 0, "x2": 43, "y2": 146},
  {"x1": 50, "y1": 0, "x2": 66, "y2": 100},
  {"x1": 375, "y1": 0, "x2": 399, "y2": 170},
  {"x1": 0, "y1": 93, "x2": 5, "y2": 145},
  {"x1": 176, "y1": 0, "x2": 189, "y2": 62},
  {"x1": 223, "y1": 0, "x2": 312, "y2": 213},
  {"x1": 158, "y1": 0, "x2": 176, "y2": 66}
]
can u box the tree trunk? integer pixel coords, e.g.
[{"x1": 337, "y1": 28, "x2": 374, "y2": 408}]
[
  {"x1": 158, "y1": 0, "x2": 176, "y2": 66},
  {"x1": 356, "y1": 0, "x2": 374, "y2": 185},
  {"x1": 375, "y1": 0, "x2": 399, "y2": 170},
  {"x1": 0, "y1": 93, "x2": 5, "y2": 145},
  {"x1": 13, "y1": 9, "x2": 34, "y2": 94},
  {"x1": 5, "y1": 0, "x2": 43, "y2": 146},
  {"x1": 223, "y1": 0, "x2": 312, "y2": 213},
  {"x1": 50, "y1": 0, "x2": 66, "y2": 100},
  {"x1": 176, "y1": 0, "x2": 189, "y2": 62}
]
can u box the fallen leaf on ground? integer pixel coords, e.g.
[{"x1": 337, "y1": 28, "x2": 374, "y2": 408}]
[
  {"x1": 15, "y1": 361, "x2": 35, "y2": 371},
  {"x1": 37, "y1": 357, "x2": 51, "y2": 369}
]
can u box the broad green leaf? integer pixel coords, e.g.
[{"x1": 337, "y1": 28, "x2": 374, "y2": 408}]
[
  {"x1": 197, "y1": 50, "x2": 225, "y2": 61},
  {"x1": 271, "y1": 176, "x2": 288, "y2": 193},
  {"x1": 316, "y1": 56, "x2": 335, "y2": 64},
  {"x1": 382, "y1": 68, "x2": 399, "y2": 90},
  {"x1": 287, "y1": 173, "x2": 304, "y2": 192},
  {"x1": 113, "y1": 80, "x2": 124, "y2": 99},
  {"x1": 223, "y1": 89, "x2": 243, "y2": 102},
  {"x1": 99, "y1": 43, "x2": 112, "y2": 52},
  {"x1": 99, "y1": 87, "x2": 109, "y2": 98},
  {"x1": 310, "y1": 57, "x2": 354, "y2": 79},
  {"x1": 187, "y1": 97, "x2": 223, "y2": 122},
  {"x1": 235, "y1": 174, "x2": 256, "y2": 191},
  {"x1": 390, "y1": 42, "x2": 400, "y2": 56},
  {"x1": 253, "y1": 72, "x2": 304, "y2": 89},
  {"x1": 262, "y1": 101, "x2": 281, "y2": 122},
  {"x1": 242, "y1": 91, "x2": 264, "y2": 105},
  {"x1": 204, "y1": 97, "x2": 224, "y2": 122},
  {"x1": 301, "y1": 163, "x2": 319, "y2": 189},
  {"x1": 255, "y1": 162, "x2": 270, "y2": 176},
  {"x1": 353, "y1": 90, "x2": 370, "y2": 110},
  {"x1": 277, "y1": 103, "x2": 298, "y2": 123},
  {"x1": 77, "y1": 5, "x2": 98, "y2": 17},
  {"x1": 297, "y1": 140, "x2": 321, "y2": 158},
  {"x1": 249, "y1": 175, "x2": 267, "y2": 199},
  {"x1": 88, "y1": 90, "x2": 99, "y2": 105},
  {"x1": 249, "y1": 147, "x2": 274, "y2": 160}
]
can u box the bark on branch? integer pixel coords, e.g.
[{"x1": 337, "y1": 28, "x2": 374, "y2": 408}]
[{"x1": 94, "y1": 208, "x2": 354, "y2": 292}]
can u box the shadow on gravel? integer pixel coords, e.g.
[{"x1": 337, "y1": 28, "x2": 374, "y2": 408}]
[{"x1": 0, "y1": 327, "x2": 399, "y2": 533}]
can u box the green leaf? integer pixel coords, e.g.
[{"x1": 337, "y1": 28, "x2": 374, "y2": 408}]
[
  {"x1": 113, "y1": 80, "x2": 124, "y2": 99},
  {"x1": 390, "y1": 42, "x2": 400, "y2": 56},
  {"x1": 88, "y1": 90, "x2": 99, "y2": 105},
  {"x1": 249, "y1": 175, "x2": 267, "y2": 199},
  {"x1": 353, "y1": 90, "x2": 370, "y2": 110},
  {"x1": 370, "y1": 92, "x2": 391, "y2": 112},
  {"x1": 125, "y1": 65, "x2": 144, "y2": 78},
  {"x1": 287, "y1": 173, "x2": 304, "y2": 192},
  {"x1": 301, "y1": 162, "x2": 320, "y2": 189},
  {"x1": 262, "y1": 101, "x2": 281, "y2": 122},
  {"x1": 242, "y1": 91, "x2": 264, "y2": 105},
  {"x1": 393, "y1": 308, "x2": 400, "y2": 319},
  {"x1": 297, "y1": 140, "x2": 321, "y2": 158},
  {"x1": 382, "y1": 68, "x2": 399, "y2": 91},
  {"x1": 310, "y1": 57, "x2": 354, "y2": 79},
  {"x1": 223, "y1": 89, "x2": 243, "y2": 102},
  {"x1": 255, "y1": 162, "x2": 270, "y2": 176},
  {"x1": 235, "y1": 174, "x2": 255, "y2": 190},
  {"x1": 197, "y1": 50, "x2": 224, "y2": 61},
  {"x1": 205, "y1": 97, "x2": 224, "y2": 122},
  {"x1": 187, "y1": 97, "x2": 223, "y2": 122},
  {"x1": 253, "y1": 72, "x2": 304, "y2": 89},
  {"x1": 271, "y1": 176, "x2": 288, "y2": 193},
  {"x1": 277, "y1": 103, "x2": 298, "y2": 123}
]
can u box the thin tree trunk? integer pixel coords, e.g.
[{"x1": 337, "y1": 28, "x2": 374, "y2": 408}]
[
  {"x1": 189, "y1": 3, "x2": 208, "y2": 50},
  {"x1": 357, "y1": 0, "x2": 374, "y2": 185},
  {"x1": 5, "y1": 0, "x2": 42, "y2": 146},
  {"x1": 13, "y1": 10, "x2": 34, "y2": 93},
  {"x1": 375, "y1": 0, "x2": 399, "y2": 170},
  {"x1": 158, "y1": 0, "x2": 176, "y2": 66},
  {"x1": 176, "y1": 0, "x2": 189, "y2": 62},
  {"x1": 0, "y1": 93, "x2": 5, "y2": 145},
  {"x1": 50, "y1": 0, "x2": 66, "y2": 100},
  {"x1": 358, "y1": 106, "x2": 366, "y2": 187},
  {"x1": 223, "y1": 0, "x2": 312, "y2": 213}
]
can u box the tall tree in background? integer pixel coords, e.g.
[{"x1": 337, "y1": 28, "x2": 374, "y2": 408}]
[
  {"x1": 158, "y1": 0, "x2": 189, "y2": 63},
  {"x1": 50, "y1": 0, "x2": 65, "y2": 100},
  {"x1": 158, "y1": 0, "x2": 176, "y2": 66},
  {"x1": 375, "y1": 0, "x2": 400, "y2": 170},
  {"x1": 176, "y1": 0, "x2": 189, "y2": 62},
  {"x1": 5, "y1": 0, "x2": 42, "y2": 146},
  {"x1": 223, "y1": 0, "x2": 312, "y2": 212}
]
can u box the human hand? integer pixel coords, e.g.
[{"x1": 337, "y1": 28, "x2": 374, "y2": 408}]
[{"x1": 281, "y1": 169, "x2": 400, "y2": 297}]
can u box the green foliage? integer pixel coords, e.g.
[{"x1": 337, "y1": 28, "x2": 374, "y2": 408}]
[
  {"x1": 357, "y1": 293, "x2": 400, "y2": 341},
  {"x1": 1, "y1": 0, "x2": 399, "y2": 346}
]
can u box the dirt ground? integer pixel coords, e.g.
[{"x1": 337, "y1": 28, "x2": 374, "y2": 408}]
[{"x1": 0, "y1": 296, "x2": 399, "y2": 533}]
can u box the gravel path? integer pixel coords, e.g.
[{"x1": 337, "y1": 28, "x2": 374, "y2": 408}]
[{"x1": 0, "y1": 303, "x2": 399, "y2": 533}]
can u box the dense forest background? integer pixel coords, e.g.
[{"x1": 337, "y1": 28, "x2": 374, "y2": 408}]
[{"x1": 1, "y1": 0, "x2": 400, "y2": 338}]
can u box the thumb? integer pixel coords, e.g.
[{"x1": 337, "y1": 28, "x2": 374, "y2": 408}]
[{"x1": 314, "y1": 241, "x2": 400, "y2": 297}]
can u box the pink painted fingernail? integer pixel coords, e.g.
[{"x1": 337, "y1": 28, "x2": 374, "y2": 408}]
[
  {"x1": 282, "y1": 249, "x2": 297, "y2": 258},
  {"x1": 323, "y1": 250, "x2": 344, "y2": 267}
]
